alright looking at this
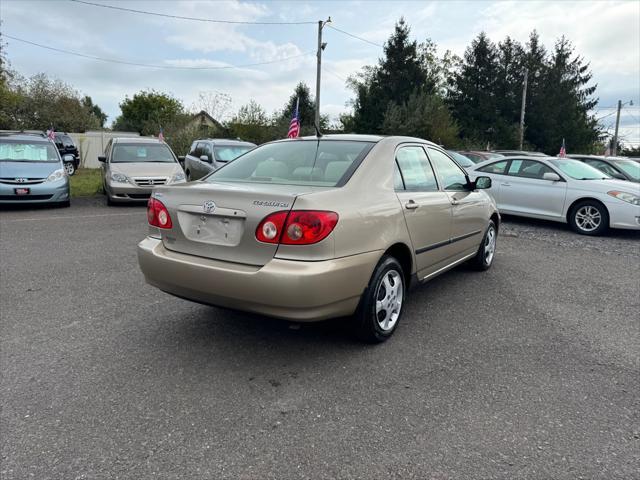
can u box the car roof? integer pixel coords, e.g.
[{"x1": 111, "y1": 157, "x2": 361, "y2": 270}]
[
  {"x1": 0, "y1": 131, "x2": 50, "y2": 142},
  {"x1": 492, "y1": 150, "x2": 547, "y2": 156},
  {"x1": 199, "y1": 139, "x2": 256, "y2": 146},
  {"x1": 274, "y1": 134, "x2": 440, "y2": 146},
  {"x1": 112, "y1": 137, "x2": 165, "y2": 144}
]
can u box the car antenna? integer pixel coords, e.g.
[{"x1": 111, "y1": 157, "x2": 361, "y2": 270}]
[{"x1": 314, "y1": 122, "x2": 323, "y2": 138}]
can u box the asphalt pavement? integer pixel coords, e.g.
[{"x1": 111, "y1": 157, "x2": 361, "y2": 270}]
[{"x1": 1, "y1": 198, "x2": 639, "y2": 479}]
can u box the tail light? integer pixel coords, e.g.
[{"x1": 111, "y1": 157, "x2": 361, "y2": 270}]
[
  {"x1": 147, "y1": 197, "x2": 173, "y2": 229},
  {"x1": 256, "y1": 210, "x2": 338, "y2": 245}
]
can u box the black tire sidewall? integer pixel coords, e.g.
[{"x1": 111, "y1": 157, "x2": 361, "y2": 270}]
[
  {"x1": 356, "y1": 255, "x2": 405, "y2": 342},
  {"x1": 569, "y1": 201, "x2": 609, "y2": 236},
  {"x1": 471, "y1": 220, "x2": 497, "y2": 270}
]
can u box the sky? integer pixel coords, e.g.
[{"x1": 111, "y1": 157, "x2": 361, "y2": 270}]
[{"x1": 1, "y1": 0, "x2": 639, "y2": 146}]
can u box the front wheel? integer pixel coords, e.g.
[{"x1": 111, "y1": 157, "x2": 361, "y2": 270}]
[
  {"x1": 568, "y1": 200, "x2": 609, "y2": 236},
  {"x1": 470, "y1": 220, "x2": 497, "y2": 271},
  {"x1": 64, "y1": 161, "x2": 76, "y2": 176},
  {"x1": 353, "y1": 255, "x2": 405, "y2": 343}
]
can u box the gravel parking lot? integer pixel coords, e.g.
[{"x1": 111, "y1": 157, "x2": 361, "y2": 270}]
[{"x1": 1, "y1": 199, "x2": 639, "y2": 479}]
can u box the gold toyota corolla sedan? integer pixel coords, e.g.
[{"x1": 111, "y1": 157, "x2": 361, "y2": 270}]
[{"x1": 138, "y1": 135, "x2": 499, "y2": 342}]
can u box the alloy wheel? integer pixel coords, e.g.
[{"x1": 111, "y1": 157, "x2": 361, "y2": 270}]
[
  {"x1": 375, "y1": 269, "x2": 403, "y2": 331},
  {"x1": 575, "y1": 206, "x2": 601, "y2": 232},
  {"x1": 484, "y1": 225, "x2": 496, "y2": 265},
  {"x1": 64, "y1": 162, "x2": 75, "y2": 176}
]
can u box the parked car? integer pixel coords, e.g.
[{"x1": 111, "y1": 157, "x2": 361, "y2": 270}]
[
  {"x1": 138, "y1": 134, "x2": 499, "y2": 342},
  {"x1": 53, "y1": 132, "x2": 80, "y2": 176},
  {"x1": 468, "y1": 156, "x2": 640, "y2": 235},
  {"x1": 184, "y1": 139, "x2": 256, "y2": 181},
  {"x1": 568, "y1": 155, "x2": 640, "y2": 183},
  {"x1": 447, "y1": 150, "x2": 475, "y2": 170},
  {"x1": 492, "y1": 150, "x2": 547, "y2": 157},
  {"x1": 99, "y1": 138, "x2": 186, "y2": 205},
  {"x1": 0, "y1": 132, "x2": 70, "y2": 207},
  {"x1": 456, "y1": 150, "x2": 505, "y2": 163}
]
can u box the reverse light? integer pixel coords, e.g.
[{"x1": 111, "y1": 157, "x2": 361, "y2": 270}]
[
  {"x1": 607, "y1": 190, "x2": 640, "y2": 206},
  {"x1": 46, "y1": 169, "x2": 66, "y2": 182},
  {"x1": 255, "y1": 210, "x2": 338, "y2": 245},
  {"x1": 147, "y1": 197, "x2": 173, "y2": 229}
]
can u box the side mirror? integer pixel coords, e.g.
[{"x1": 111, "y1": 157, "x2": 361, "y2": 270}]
[
  {"x1": 98, "y1": 155, "x2": 106, "y2": 163},
  {"x1": 63, "y1": 154, "x2": 75, "y2": 162},
  {"x1": 200, "y1": 155, "x2": 212, "y2": 163},
  {"x1": 543, "y1": 172, "x2": 561, "y2": 182},
  {"x1": 474, "y1": 176, "x2": 492, "y2": 189}
]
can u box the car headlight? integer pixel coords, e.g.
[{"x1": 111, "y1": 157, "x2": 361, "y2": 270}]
[
  {"x1": 110, "y1": 172, "x2": 130, "y2": 184},
  {"x1": 608, "y1": 190, "x2": 640, "y2": 205},
  {"x1": 169, "y1": 172, "x2": 186, "y2": 184},
  {"x1": 46, "y1": 169, "x2": 66, "y2": 182}
]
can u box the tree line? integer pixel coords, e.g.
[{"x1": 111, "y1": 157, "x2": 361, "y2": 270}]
[{"x1": 0, "y1": 19, "x2": 630, "y2": 156}]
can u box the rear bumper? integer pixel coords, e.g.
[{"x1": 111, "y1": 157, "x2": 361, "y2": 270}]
[
  {"x1": 137, "y1": 237, "x2": 381, "y2": 321},
  {"x1": 606, "y1": 200, "x2": 640, "y2": 230},
  {"x1": 0, "y1": 179, "x2": 69, "y2": 204}
]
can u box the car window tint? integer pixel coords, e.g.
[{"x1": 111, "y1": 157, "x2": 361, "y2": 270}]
[
  {"x1": 584, "y1": 159, "x2": 618, "y2": 177},
  {"x1": 427, "y1": 148, "x2": 467, "y2": 191},
  {"x1": 393, "y1": 162, "x2": 405, "y2": 190},
  {"x1": 508, "y1": 160, "x2": 553, "y2": 179},
  {"x1": 478, "y1": 160, "x2": 509, "y2": 174},
  {"x1": 111, "y1": 144, "x2": 175, "y2": 163},
  {"x1": 396, "y1": 146, "x2": 438, "y2": 191},
  {"x1": 214, "y1": 146, "x2": 252, "y2": 162}
]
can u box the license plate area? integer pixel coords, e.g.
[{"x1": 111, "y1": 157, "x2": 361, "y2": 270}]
[
  {"x1": 177, "y1": 211, "x2": 244, "y2": 246},
  {"x1": 14, "y1": 188, "x2": 30, "y2": 195}
]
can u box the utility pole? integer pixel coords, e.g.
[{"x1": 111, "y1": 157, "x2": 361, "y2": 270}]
[
  {"x1": 315, "y1": 17, "x2": 331, "y2": 130},
  {"x1": 519, "y1": 68, "x2": 529, "y2": 150},
  {"x1": 612, "y1": 99, "x2": 622, "y2": 156}
]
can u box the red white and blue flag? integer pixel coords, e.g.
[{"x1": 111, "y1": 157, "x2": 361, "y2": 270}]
[
  {"x1": 558, "y1": 138, "x2": 566, "y2": 157},
  {"x1": 46, "y1": 126, "x2": 55, "y2": 141},
  {"x1": 158, "y1": 128, "x2": 164, "y2": 142},
  {"x1": 287, "y1": 98, "x2": 300, "y2": 139}
]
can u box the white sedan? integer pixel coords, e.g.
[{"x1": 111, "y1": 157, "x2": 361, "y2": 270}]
[{"x1": 468, "y1": 156, "x2": 640, "y2": 235}]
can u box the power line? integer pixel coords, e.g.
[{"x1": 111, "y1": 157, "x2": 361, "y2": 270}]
[
  {"x1": 5, "y1": 34, "x2": 314, "y2": 70},
  {"x1": 69, "y1": 0, "x2": 316, "y2": 25},
  {"x1": 323, "y1": 65, "x2": 346, "y2": 83},
  {"x1": 327, "y1": 25, "x2": 383, "y2": 48}
]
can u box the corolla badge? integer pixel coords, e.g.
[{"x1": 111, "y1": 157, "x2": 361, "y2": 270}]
[{"x1": 203, "y1": 200, "x2": 216, "y2": 213}]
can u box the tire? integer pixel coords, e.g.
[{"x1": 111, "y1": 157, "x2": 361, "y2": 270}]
[
  {"x1": 63, "y1": 162, "x2": 75, "y2": 176},
  {"x1": 568, "y1": 200, "x2": 609, "y2": 236},
  {"x1": 353, "y1": 255, "x2": 405, "y2": 343},
  {"x1": 106, "y1": 194, "x2": 115, "y2": 206},
  {"x1": 470, "y1": 220, "x2": 497, "y2": 271}
]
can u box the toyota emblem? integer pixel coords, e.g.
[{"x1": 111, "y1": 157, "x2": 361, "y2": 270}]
[
  {"x1": 15, "y1": 178, "x2": 27, "y2": 183},
  {"x1": 203, "y1": 200, "x2": 216, "y2": 213}
]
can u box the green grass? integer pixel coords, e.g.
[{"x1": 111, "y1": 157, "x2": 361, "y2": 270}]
[{"x1": 70, "y1": 168, "x2": 103, "y2": 198}]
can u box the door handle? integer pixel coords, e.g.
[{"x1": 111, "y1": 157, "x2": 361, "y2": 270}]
[
  {"x1": 501, "y1": 182, "x2": 511, "y2": 187},
  {"x1": 405, "y1": 201, "x2": 419, "y2": 210},
  {"x1": 451, "y1": 199, "x2": 459, "y2": 205}
]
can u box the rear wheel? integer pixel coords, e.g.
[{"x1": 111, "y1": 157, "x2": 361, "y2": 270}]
[
  {"x1": 353, "y1": 255, "x2": 405, "y2": 343},
  {"x1": 568, "y1": 200, "x2": 608, "y2": 236}
]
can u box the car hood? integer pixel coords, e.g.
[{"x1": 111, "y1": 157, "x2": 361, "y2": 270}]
[
  {"x1": 110, "y1": 162, "x2": 181, "y2": 177},
  {"x1": 0, "y1": 161, "x2": 61, "y2": 178},
  {"x1": 570, "y1": 177, "x2": 640, "y2": 194}
]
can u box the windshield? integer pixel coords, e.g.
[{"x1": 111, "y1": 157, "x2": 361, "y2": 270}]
[
  {"x1": 207, "y1": 140, "x2": 374, "y2": 187},
  {"x1": 549, "y1": 159, "x2": 610, "y2": 180},
  {"x1": 0, "y1": 140, "x2": 60, "y2": 163},
  {"x1": 447, "y1": 151, "x2": 474, "y2": 167},
  {"x1": 611, "y1": 159, "x2": 640, "y2": 181},
  {"x1": 112, "y1": 143, "x2": 175, "y2": 163},
  {"x1": 214, "y1": 145, "x2": 253, "y2": 162}
]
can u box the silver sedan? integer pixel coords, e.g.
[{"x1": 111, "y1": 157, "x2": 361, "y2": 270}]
[{"x1": 468, "y1": 156, "x2": 640, "y2": 235}]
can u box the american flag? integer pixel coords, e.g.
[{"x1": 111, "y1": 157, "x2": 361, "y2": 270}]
[
  {"x1": 46, "y1": 127, "x2": 55, "y2": 141},
  {"x1": 558, "y1": 138, "x2": 566, "y2": 157},
  {"x1": 158, "y1": 128, "x2": 164, "y2": 142},
  {"x1": 287, "y1": 98, "x2": 300, "y2": 139}
]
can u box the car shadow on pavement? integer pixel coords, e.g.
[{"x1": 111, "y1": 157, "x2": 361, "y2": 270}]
[{"x1": 501, "y1": 214, "x2": 640, "y2": 239}]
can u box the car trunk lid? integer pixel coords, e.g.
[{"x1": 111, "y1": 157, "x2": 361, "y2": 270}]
[{"x1": 154, "y1": 181, "x2": 317, "y2": 266}]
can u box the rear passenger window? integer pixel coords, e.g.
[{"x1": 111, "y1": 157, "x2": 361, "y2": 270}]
[
  {"x1": 478, "y1": 160, "x2": 508, "y2": 174},
  {"x1": 508, "y1": 160, "x2": 553, "y2": 179},
  {"x1": 395, "y1": 146, "x2": 438, "y2": 191}
]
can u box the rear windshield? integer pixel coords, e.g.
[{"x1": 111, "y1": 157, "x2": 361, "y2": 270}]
[
  {"x1": 0, "y1": 140, "x2": 60, "y2": 163},
  {"x1": 214, "y1": 145, "x2": 253, "y2": 162},
  {"x1": 206, "y1": 140, "x2": 374, "y2": 186},
  {"x1": 112, "y1": 143, "x2": 175, "y2": 163}
]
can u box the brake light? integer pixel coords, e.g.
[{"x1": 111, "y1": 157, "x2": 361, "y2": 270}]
[
  {"x1": 147, "y1": 197, "x2": 173, "y2": 229},
  {"x1": 255, "y1": 210, "x2": 338, "y2": 245}
]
